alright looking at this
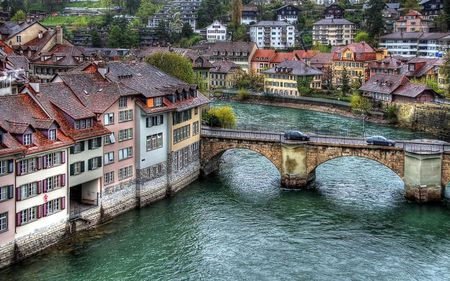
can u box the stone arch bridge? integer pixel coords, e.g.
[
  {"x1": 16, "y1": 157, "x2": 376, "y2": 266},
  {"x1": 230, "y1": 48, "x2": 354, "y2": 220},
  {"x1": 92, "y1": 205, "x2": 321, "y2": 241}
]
[{"x1": 200, "y1": 127, "x2": 450, "y2": 204}]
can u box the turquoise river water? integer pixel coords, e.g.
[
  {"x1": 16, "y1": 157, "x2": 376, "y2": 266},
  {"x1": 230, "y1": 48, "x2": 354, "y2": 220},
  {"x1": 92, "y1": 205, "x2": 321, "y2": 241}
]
[{"x1": 2, "y1": 101, "x2": 450, "y2": 281}]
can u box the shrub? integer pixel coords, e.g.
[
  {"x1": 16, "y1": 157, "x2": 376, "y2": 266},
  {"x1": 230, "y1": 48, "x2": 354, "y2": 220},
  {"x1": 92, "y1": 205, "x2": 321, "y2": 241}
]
[
  {"x1": 203, "y1": 106, "x2": 237, "y2": 128},
  {"x1": 236, "y1": 88, "x2": 250, "y2": 101},
  {"x1": 351, "y1": 92, "x2": 373, "y2": 114}
]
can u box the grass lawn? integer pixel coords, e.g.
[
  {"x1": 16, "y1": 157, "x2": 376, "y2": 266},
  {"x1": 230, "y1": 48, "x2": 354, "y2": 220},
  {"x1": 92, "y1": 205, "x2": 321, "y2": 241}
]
[{"x1": 41, "y1": 15, "x2": 105, "y2": 27}]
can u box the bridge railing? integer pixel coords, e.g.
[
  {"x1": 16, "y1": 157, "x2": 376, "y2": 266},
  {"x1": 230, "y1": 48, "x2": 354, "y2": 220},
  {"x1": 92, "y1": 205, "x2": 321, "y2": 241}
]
[
  {"x1": 201, "y1": 127, "x2": 450, "y2": 153},
  {"x1": 201, "y1": 127, "x2": 283, "y2": 142}
]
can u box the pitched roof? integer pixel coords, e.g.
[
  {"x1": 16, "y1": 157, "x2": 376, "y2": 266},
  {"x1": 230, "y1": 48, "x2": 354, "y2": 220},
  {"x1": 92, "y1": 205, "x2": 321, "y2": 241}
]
[
  {"x1": 309, "y1": 52, "x2": 333, "y2": 66},
  {"x1": 359, "y1": 74, "x2": 409, "y2": 94},
  {"x1": 251, "y1": 21, "x2": 293, "y2": 27},
  {"x1": 210, "y1": 60, "x2": 240, "y2": 73},
  {"x1": 314, "y1": 18, "x2": 354, "y2": 25},
  {"x1": 293, "y1": 50, "x2": 318, "y2": 60},
  {"x1": 334, "y1": 41, "x2": 375, "y2": 54},
  {"x1": 368, "y1": 57, "x2": 403, "y2": 69},
  {"x1": 394, "y1": 83, "x2": 431, "y2": 98},
  {"x1": 32, "y1": 44, "x2": 86, "y2": 67},
  {"x1": 263, "y1": 60, "x2": 323, "y2": 76},
  {"x1": 271, "y1": 52, "x2": 297, "y2": 63},
  {"x1": 104, "y1": 61, "x2": 195, "y2": 98},
  {"x1": 251, "y1": 49, "x2": 276, "y2": 62},
  {"x1": 380, "y1": 32, "x2": 450, "y2": 40}
]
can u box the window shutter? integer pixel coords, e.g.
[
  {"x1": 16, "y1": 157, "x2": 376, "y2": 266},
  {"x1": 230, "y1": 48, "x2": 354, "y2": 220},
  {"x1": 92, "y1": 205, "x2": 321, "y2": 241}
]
[
  {"x1": 43, "y1": 204, "x2": 47, "y2": 217},
  {"x1": 97, "y1": 137, "x2": 102, "y2": 147},
  {"x1": 37, "y1": 157, "x2": 43, "y2": 170},
  {"x1": 38, "y1": 181, "x2": 43, "y2": 194},
  {"x1": 160, "y1": 115, "x2": 164, "y2": 124},
  {"x1": 61, "y1": 197, "x2": 65, "y2": 210},
  {"x1": 42, "y1": 156, "x2": 48, "y2": 169},
  {"x1": 70, "y1": 164, "x2": 74, "y2": 176},
  {"x1": 37, "y1": 205, "x2": 43, "y2": 219},
  {"x1": 97, "y1": 156, "x2": 102, "y2": 167},
  {"x1": 61, "y1": 151, "x2": 66, "y2": 164},
  {"x1": 88, "y1": 139, "x2": 93, "y2": 149},
  {"x1": 80, "y1": 141, "x2": 85, "y2": 152},
  {"x1": 7, "y1": 160, "x2": 13, "y2": 173},
  {"x1": 70, "y1": 146, "x2": 74, "y2": 154},
  {"x1": 16, "y1": 162, "x2": 21, "y2": 176},
  {"x1": 81, "y1": 161, "x2": 85, "y2": 173},
  {"x1": 16, "y1": 187, "x2": 21, "y2": 201},
  {"x1": 7, "y1": 185, "x2": 13, "y2": 199},
  {"x1": 110, "y1": 133, "x2": 116, "y2": 144},
  {"x1": 43, "y1": 179, "x2": 48, "y2": 193},
  {"x1": 60, "y1": 174, "x2": 66, "y2": 187},
  {"x1": 146, "y1": 117, "x2": 149, "y2": 127},
  {"x1": 16, "y1": 212, "x2": 21, "y2": 226},
  {"x1": 88, "y1": 159, "x2": 93, "y2": 171}
]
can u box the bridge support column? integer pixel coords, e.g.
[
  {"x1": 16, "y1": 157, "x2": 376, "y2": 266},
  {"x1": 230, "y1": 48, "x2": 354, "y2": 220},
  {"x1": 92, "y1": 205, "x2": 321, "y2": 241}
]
[
  {"x1": 281, "y1": 172, "x2": 315, "y2": 189},
  {"x1": 404, "y1": 152, "x2": 443, "y2": 203}
]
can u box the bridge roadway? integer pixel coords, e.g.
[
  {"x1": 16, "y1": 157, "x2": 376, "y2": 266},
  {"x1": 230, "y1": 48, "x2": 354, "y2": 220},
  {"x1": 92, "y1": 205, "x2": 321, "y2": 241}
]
[{"x1": 201, "y1": 127, "x2": 450, "y2": 154}]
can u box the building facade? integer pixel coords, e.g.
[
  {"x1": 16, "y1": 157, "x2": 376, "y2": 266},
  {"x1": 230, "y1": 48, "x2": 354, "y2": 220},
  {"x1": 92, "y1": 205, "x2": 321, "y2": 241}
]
[
  {"x1": 206, "y1": 21, "x2": 227, "y2": 42},
  {"x1": 312, "y1": 18, "x2": 356, "y2": 47},
  {"x1": 276, "y1": 5, "x2": 300, "y2": 24},
  {"x1": 379, "y1": 32, "x2": 450, "y2": 58},
  {"x1": 249, "y1": 21, "x2": 296, "y2": 49}
]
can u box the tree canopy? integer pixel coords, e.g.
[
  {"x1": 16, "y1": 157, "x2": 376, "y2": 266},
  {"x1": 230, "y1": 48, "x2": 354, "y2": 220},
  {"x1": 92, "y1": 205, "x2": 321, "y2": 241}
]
[
  {"x1": 354, "y1": 31, "x2": 370, "y2": 43},
  {"x1": 145, "y1": 52, "x2": 195, "y2": 84},
  {"x1": 203, "y1": 106, "x2": 237, "y2": 129},
  {"x1": 11, "y1": 9, "x2": 26, "y2": 22},
  {"x1": 365, "y1": 0, "x2": 385, "y2": 45}
]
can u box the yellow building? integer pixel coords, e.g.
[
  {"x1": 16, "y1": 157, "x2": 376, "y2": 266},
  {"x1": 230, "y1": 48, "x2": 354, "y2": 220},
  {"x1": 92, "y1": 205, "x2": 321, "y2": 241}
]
[
  {"x1": 332, "y1": 42, "x2": 378, "y2": 86},
  {"x1": 262, "y1": 60, "x2": 323, "y2": 96}
]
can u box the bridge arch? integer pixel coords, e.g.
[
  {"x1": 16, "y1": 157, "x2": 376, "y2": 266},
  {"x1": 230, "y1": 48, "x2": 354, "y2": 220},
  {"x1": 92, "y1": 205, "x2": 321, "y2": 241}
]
[{"x1": 200, "y1": 138, "x2": 283, "y2": 177}]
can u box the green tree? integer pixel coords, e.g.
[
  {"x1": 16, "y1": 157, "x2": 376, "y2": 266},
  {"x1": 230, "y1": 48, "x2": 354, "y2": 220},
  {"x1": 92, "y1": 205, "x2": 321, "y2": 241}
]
[
  {"x1": 365, "y1": 0, "x2": 385, "y2": 45},
  {"x1": 434, "y1": 12, "x2": 448, "y2": 32},
  {"x1": 236, "y1": 88, "x2": 250, "y2": 100},
  {"x1": 403, "y1": 0, "x2": 421, "y2": 11},
  {"x1": 11, "y1": 9, "x2": 26, "y2": 22},
  {"x1": 145, "y1": 52, "x2": 195, "y2": 84},
  {"x1": 181, "y1": 22, "x2": 193, "y2": 38},
  {"x1": 440, "y1": 51, "x2": 450, "y2": 98},
  {"x1": 136, "y1": 0, "x2": 160, "y2": 21},
  {"x1": 108, "y1": 25, "x2": 123, "y2": 48},
  {"x1": 444, "y1": 0, "x2": 450, "y2": 29},
  {"x1": 90, "y1": 29, "x2": 103, "y2": 47},
  {"x1": 231, "y1": 0, "x2": 243, "y2": 26},
  {"x1": 354, "y1": 31, "x2": 370, "y2": 43},
  {"x1": 203, "y1": 106, "x2": 237, "y2": 128},
  {"x1": 341, "y1": 67, "x2": 351, "y2": 95},
  {"x1": 196, "y1": 0, "x2": 227, "y2": 28},
  {"x1": 155, "y1": 20, "x2": 170, "y2": 42},
  {"x1": 126, "y1": 24, "x2": 140, "y2": 48},
  {"x1": 351, "y1": 92, "x2": 373, "y2": 114},
  {"x1": 384, "y1": 104, "x2": 398, "y2": 123},
  {"x1": 297, "y1": 77, "x2": 314, "y2": 95}
]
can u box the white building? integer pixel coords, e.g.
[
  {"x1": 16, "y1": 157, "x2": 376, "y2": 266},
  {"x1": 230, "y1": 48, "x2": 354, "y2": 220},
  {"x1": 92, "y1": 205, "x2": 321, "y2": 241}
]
[
  {"x1": 379, "y1": 32, "x2": 450, "y2": 58},
  {"x1": 206, "y1": 21, "x2": 227, "y2": 42},
  {"x1": 312, "y1": 18, "x2": 356, "y2": 46},
  {"x1": 249, "y1": 21, "x2": 296, "y2": 49}
]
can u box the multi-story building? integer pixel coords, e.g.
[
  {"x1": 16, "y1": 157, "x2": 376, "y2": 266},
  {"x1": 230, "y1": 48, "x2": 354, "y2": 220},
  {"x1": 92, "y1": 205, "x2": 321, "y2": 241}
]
[
  {"x1": 420, "y1": 0, "x2": 443, "y2": 19},
  {"x1": 197, "y1": 41, "x2": 257, "y2": 73},
  {"x1": 262, "y1": 60, "x2": 323, "y2": 96},
  {"x1": 379, "y1": 32, "x2": 450, "y2": 58},
  {"x1": 147, "y1": 0, "x2": 201, "y2": 31},
  {"x1": 0, "y1": 94, "x2": 72, "y2": 239},
  {"x1": 276, "y1": 5, "x2": 300, "y2": 24},
  {"x1": 324, "y1": 4, "x2": 344, "y2": 19},
  {"x1": 249, "y1": 21, "x2": 296, "y2": 49},
  {"x1": 332, "y1": 42, "x2": 378, "y2": 85},
  {"x1": 0, "y1": 21, "x2": 47, "y2": 46},
  {"x1": 206, "y1": 21, "x2": 227, "y2": 42},
  {"x1": 394, "y1": 10, "x2": 431, "y2": 33},
  {"x1": 209, "y1": 60, "x2": 242, "y2": 89},
  {"x1": 368, "y1": 57, "x2": 405, "y2": 77},
  {"x1": 241, "y1": 5, "x2": 259, "y2": 25},
  {"x1": 312, "y1": 18, "x2": 356, "y2": 47}
]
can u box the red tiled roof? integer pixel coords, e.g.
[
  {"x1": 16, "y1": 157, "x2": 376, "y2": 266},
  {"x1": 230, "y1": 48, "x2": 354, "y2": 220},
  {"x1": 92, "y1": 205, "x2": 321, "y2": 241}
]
[
  {"x1": 251, "y1": 49, "x2": 276, "y2": 62},
  {"x1": 293, "y1": 50, "x2": 318, "y2": 59},
  {"x1": 271, "y1": 52, "x2": 297, "y2": 63}
]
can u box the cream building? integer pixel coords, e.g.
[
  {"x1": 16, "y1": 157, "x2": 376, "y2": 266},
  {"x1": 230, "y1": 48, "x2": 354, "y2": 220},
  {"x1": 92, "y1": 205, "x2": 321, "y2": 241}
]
[{"x1": 312, "y1": 18, "x2": 356, "y2": 47}]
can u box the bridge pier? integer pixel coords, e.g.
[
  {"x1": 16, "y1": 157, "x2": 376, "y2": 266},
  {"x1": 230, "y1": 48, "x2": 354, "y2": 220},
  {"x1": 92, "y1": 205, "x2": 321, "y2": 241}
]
[
  {"x1": 281, "y1": 172, "x2": 315, "y2": 189},
  {"x1": 404, "y1": 152, "x2": 443, "y2": 203}
]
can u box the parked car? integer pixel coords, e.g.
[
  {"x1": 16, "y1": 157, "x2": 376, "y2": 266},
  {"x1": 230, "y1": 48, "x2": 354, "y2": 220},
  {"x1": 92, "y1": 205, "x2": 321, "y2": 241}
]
[
  {"x1": 284, "y1": 130, "x2": 310, "y2": 141},
  {"x1": 366, "y1": 136, "x2": 396, "y2": 147}
]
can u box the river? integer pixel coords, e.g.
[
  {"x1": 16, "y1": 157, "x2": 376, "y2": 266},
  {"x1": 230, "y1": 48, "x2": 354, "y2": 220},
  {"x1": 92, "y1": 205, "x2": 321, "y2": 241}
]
[{"x1": 2, "y1": 101, "x2": 450, "y2": 281}]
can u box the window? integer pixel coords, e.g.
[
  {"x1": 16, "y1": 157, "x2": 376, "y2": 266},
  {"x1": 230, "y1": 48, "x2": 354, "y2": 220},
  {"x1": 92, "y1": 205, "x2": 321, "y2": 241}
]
[
  {"x1": 146, "y1": 115, "x2": 164, "y2": 127},
  {"x1": 75, "y1": 118, "x2": 93, "y2": 129},
  {"x1": 118, "y1": 147, "x2": 133, "y2": 161},
  {"x1": 146, "y1": 133, "x2": 163, "y2": 151},
  {"x1": 88, "y1": 157, "x2": 102, "y2": 170},
  {"x1": 173, "y1": 125, "x2": 191, "y2": 144},
  {"x1": 119, "y1": 110, "x2": 133, "y2": 122},
  {"x1": 71, "y1": 142, "x2": 85, "y2": 154},
  {"x1": 70, "y1": 161, "x2": 85, "y2": 176},
  {"x1": 48, "y1": 129, "x2": 57, "y2": 141},
  {"x1": 193, "y1": 121, "x2": 200, "y2": 135},
  {"x1": 45, "y1": 197, "x2": 64, "y2": 216},
  {"x1": 88, "y1": 137, "x2": 102, "y2": 150},
  {"x1": 173, "y1": 109, "x2": 192, "y2": 125},
  {"x1": 18, "y1": 206, "x2": 38, "y2": 226},
  {"x1": 0, "y1": 185, "x2": 13, "y2": 201},
  {"x1": 23, "y1": 133, "x2": 32, "y2": 145},
  {"x1": 104, "y1": 171, "x2": 114, "y2": 185},
  {"x1": 118, "y1": 165, "x2": 133, "y2": 181},
  {"x1": 16, "y1": 35, "x2": 21, "y2": 43},
  {"x1": 104, "y1": 113, "x2": 114, "y2": 125},
  {"x1": 119, "y1": 97, "x2": 127, "y2": 109},
  {"x1": 154, "y1": 97, "x2": 163, "y2": 107},
  {"x1": 0, "y1": 160, "x2": 13, "y2": 176},
  {"x1": 43, "y1": 152, "x2": 63, "y2": 168},
  {"x1": 104, "y1": 133, "x2": 115, "y2": 145},
  {"x1": 44, "y1": 174, "x2": 65, "y2": 192},
  {"x1": 118, "y1": 128, "x2": 133, "y2": 142},
  {"x1": 18, "y1": 182, "x2": 38, "y2": 200},
  {"x1": 0, "y1": 212, "x2": 7, "y2": 232},
  {"x1": 104, "y1": 152, "x2": 114, "y2": 165},
  {"x1": 194, "y1": 107, "x2": 198, "y2": 115},
  {"x1": 17, "y1": 158, "x2": 38, "y2": 175}
]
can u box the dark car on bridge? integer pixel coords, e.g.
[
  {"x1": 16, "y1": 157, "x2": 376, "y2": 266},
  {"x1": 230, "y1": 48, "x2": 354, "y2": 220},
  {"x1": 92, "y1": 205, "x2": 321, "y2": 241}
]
[
  {"x1": 284, "y1": 130, "x2": 310, "y2": 141},
  {"x1": 366, "y1": 136, "x2": 396, "y2": 147}
]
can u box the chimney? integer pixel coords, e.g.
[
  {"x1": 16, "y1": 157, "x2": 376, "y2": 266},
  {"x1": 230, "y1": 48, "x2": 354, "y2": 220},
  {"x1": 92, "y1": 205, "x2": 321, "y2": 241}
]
[
  {"x1": 56, "y1": 26, "x2": 63, "y2": 45},
  {"x1": 38, "y1": 31, "x2": 43, "y2": 39}
]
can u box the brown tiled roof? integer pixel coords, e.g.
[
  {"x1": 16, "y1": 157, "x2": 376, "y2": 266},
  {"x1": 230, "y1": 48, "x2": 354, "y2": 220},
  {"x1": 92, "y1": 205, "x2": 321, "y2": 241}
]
[
  {"x1": 263, "y1": 60, "x2": 322, "y2": 76},
  {"x1": 104, "y1": 61, "x2": 195, "y2": 98},
  {"x1": 32, "y1": 44, "x2": 86, "y2": 67},
  {"x1": 251, "y1": 49, "x2": 276, "y2": 62},
  {"x1": 22, "y1": 29, "x2": 56, "y2": 53},
  {"x1": 368, "y1": 57, "x2": 403, "y2": 69},
  {"x1": 309, "y1": 52, "x2": 333, "y2": 66},
  {"x1": 271, "y1": 52, "x2": 297, "y2": 63},
  {"x1": 359, "y1": 74, "x2": 409, "y2": 95},
  {"x1": 6, "y1": 55, "x2": 29, "y2": 71},
  {"x1": 394, "y1": 83, "x2": 431, "y2": 98},
  {"x1": 293, "y1": 50, "x2": 318, "y2": 60},
  {"x1": 210, "y1": 60, "x2": 240, "y2": 73}
]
